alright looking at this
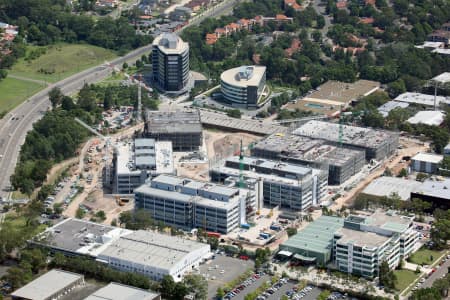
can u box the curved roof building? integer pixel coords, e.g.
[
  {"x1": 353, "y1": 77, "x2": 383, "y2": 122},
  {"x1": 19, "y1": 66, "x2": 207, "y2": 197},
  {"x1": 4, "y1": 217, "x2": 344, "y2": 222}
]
[{"x1": 220, "y1": 65, "x2": 267, "y2": 109}]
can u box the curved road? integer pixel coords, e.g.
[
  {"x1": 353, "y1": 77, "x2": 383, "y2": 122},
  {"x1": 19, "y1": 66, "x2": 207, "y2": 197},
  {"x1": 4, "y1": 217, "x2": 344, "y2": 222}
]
[{"x1": 0, "y1": 44, "x2": 153, "y2": 199}]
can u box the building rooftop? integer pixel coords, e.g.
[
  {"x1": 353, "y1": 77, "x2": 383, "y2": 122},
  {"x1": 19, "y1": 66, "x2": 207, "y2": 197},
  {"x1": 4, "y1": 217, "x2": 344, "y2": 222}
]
[
  {"x1": 335, "y1": 227, "x2": 390, "y2": 248},
  {"x1": 432, "y1": 72, "x2": 450, "y2": 84},
  {"x1": 362, "y1": 210, "x2": 412, "y2": 233},
  {"x1": 11, "y1": 270, "x2": 83, "y2": 300},
  {"x1": 220, "y1": 66, "x2": 266, "y2": 88},
  {"x1": 116, "y1": 140, "x2": 174, "y2": 176},
  {"x1": 301, "y1": 80, "x2": 380, "y2": 105},
  {"x1": 412, "y1": 152, "x2": 444, "y2": 164},
  {"x1": 152, "y1": 33, "x2": 189, "y2": 55},
  {"x1": 377, "y1": 101, "x2": 410, "y2": 117},
  {"x1": 281, "y1": 216, "x2": 344, "y2": 254},
  {"x1": 31, "y1": 218, "x2": 131, "y2": 257},
  {"x1": 413, "y1": 178, "x2": 450, "y2": 201},
  {"x1": 407, "y1": 111, "x2": 445, "y2": 126},
  {"x1": 293, "y1": 120, "x2": 397, "y2": 149},
  {"x1": 362, "y1": 176, "x2": 422, "y2": 201},
  {"x1": 98, "y1": 230, "x2": 209, "y2": 270},
  {"x1": 84, "y1": 283, "x2": 160, "y2": 300},
  {"x1": 395, "y1": 92, "x2": 450, "y2": 106},
  {"x1": 252, "y1": 133, "x2": 364, "y2": 167},
  {"x1": 145, "y1": 110, "x2": 202, "y2": 134},
  {"x1": 227, "y1": 156, "x2": 313, "y2": 177}
]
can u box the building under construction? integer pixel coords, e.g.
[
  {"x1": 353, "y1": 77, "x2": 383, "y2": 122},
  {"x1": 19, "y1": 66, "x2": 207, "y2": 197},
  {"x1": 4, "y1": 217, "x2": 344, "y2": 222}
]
[
  {"x1": 210, "y1": 156, "x2": 328, "y2": 211},
  {"x1": 293, "y1": 120, "x2": 399, "y2": 161},
  {"x1": 251, "y1": 134, "x2": 365, "y2": 185},
  {"x1": 144, "y1": 110, "x2": 203, "y2": 151}
]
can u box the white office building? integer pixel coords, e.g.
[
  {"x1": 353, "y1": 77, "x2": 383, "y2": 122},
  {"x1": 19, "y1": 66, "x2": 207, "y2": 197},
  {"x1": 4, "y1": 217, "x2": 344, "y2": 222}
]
[
  {"x1": 210, "y1": 156, "x2": 328, "y2": 211},
  {"x1": 333, "y1": 210, "x2": 419, "y2": 278},
  {"x1": 134, "y1": 175, "x2": 255, "y2": 233},
  {"x1": 411, "y1": 152, "x2": 443, "y2": 174},
  {"x1": 113, "y1": 139, "x2": 174, "y2": 194}
]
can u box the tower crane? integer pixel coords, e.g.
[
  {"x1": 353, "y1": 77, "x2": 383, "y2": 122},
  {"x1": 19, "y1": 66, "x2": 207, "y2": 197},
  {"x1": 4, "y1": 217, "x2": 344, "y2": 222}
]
[{"x1": 75, "y1": 118, "x2": 116, "y2": 188}]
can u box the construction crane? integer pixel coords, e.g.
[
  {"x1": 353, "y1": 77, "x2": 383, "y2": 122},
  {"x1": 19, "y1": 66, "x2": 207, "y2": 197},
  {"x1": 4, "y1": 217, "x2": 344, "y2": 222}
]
[{"x1": 75, "y1": 118, "x2": 115, "y2": 188}]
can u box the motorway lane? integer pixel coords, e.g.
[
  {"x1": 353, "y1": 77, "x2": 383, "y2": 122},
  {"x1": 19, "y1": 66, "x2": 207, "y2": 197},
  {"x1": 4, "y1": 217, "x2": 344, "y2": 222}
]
[{"x1": 0, "y1": 45, "x2": 153, "y2": 199}]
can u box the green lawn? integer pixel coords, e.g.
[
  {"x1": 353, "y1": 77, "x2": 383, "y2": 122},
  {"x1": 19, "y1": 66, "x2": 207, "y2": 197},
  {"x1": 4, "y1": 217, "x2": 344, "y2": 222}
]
[
  {"x1": 408, "y1": 248, "x2": 443, "y2": 266},
  {"x1": 394, "y1": 269, "x2": 419, "y2": 292},
  {"x1": 10, "y1": 43, "x2": 117, "y2": 83},
  {"x1": 0, "y1": 77, "x2": 44, "y2": 112}
]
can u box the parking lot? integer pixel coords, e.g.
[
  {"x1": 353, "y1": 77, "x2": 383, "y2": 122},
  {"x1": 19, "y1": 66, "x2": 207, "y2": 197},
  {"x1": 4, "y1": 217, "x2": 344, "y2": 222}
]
[
  {"x1": 264, "y1": 281, "x2": 322, "y2": 300},
  {"x1": 199, "y1": 254, "x2": 255, "y2": 298}
]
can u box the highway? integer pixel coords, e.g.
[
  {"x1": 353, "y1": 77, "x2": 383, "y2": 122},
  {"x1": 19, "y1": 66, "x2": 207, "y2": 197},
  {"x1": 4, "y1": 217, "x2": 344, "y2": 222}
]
[{"x1": 0, "y1": 44, "x2": 153, "y2": 199}]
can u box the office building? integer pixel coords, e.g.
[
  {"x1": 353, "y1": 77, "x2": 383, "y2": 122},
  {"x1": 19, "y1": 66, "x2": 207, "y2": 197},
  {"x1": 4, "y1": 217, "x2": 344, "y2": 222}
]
[
  {"x1": 144, "y1": 110, "x2": 202, "y2": 151},
  {"x1": 411, "y1": 152, "x2": 443, "y2": 174},
  {"x1": 134, "y1": 174, "x2": 256, "y2": 233},
  {"x1": 152, "y1": 33, "x2": 189, "y2": 92},
  {"x1": 11, "y1": 269, "x2": 85, "y2": 300},
  {"x1": 293, "y1": 120, "x2": 399, "y2": 161},
  {"x1": 251, "y1": 133, "x2": 365, "y2": 185},
  {"x1": 113, "y1": 139, "x2": 174, "y2": 194},
  {"x1": 220, "y1": 66, "x2": 267, "y2": 109},
  {"x1": 210, "y1": 156, "x2": 328, "y2": 210},
  {"x1": 84, "y1": 283, "x2": 161, "y2": 300},
  {"x1": 97, "y1": 230, "x2": 210, "y2": 282},
  {"x1": 280, "y1": 210, "x2": 418, "y2": 278},
  {"x1": 333, "y1": 211, "x2": 418, "y2": 277}
]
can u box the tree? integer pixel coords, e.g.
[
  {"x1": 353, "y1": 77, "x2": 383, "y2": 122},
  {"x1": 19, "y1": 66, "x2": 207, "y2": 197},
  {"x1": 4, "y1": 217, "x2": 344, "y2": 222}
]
[
  {"x1": 20, "y1": 248, "x2": 46, "y2": 273},
  {"x1": 216, "y1": 287, "x2": 225, "y2": 299},
  {"x1": 226, "y1": 109, "x2": 242, "y2": 119},
  {"x1": 430, "y1": 209, "x2": 450, "y2": 249},
  {"x1": 184, "y1": 274, "x2": 207, "y2": 300},
  {"x1": 432, "y1": 277, "x2": 449, "y2": 297},
  {"x1": 411, "y1": 287, "x2": 441, "y2": 300},
  {"x1": 398, "y1": 168, "x2": 407, "y2": 177},
  {"x1": 286, "y1": 227, "x2": 297, "y2": 237},
  {"x1": 95, "y1": 210, "x2": 106, "y2": 221},
  {"x1": 76, "y1": 208, "x2": 86, "y2": 219},
  {"x1": 53, "y1": 203, "x2": 63, "y2": 215},
  {"x1": 4, "y1": 265, "x2": 32, "y2": 290},
  {"x1": 48, "y1": 87, "x2": 63, "y2": 109},
  {"x1": 0, "y1": 69, "x2": 7, "y2": 82},
  {"x1": 387, "y1": 79, "x2": 406, "y2": 98},
  {"x1": 379, "y1": 260, "x2": 396, "y2": 289}
]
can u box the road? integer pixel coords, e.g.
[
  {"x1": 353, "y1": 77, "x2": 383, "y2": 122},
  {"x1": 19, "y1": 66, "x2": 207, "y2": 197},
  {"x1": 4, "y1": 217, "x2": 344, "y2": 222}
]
[
  {"x1": 0, "y1": 44, "x2": 153, "y2": 199},
  {"x1": 422, "y1": 256, "x2": 450, "y2": 289}
]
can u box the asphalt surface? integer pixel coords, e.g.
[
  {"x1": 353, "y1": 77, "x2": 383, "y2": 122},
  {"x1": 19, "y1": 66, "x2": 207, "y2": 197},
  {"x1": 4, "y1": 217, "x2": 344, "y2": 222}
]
[
  {"x1": 422, "y1": 256, "x2": 450, "y2": 288},
  {"x1": 0, "y1": 44, "x2": 153, "y2": 199},
  {"x1": 266, "y1": 281, "x2": 321, "y2": 300},
  {"x1": 233, "y1": 275, "x2": 271, "y2": 300}
]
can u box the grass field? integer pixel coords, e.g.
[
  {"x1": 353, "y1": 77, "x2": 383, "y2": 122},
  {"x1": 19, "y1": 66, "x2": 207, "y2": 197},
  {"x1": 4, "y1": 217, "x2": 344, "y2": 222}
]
[
  {"x1": 0, "y1": 77, "x2": 44, "y2": 112},
  {"x1": 394, "y1": 269, "x2": 419, "y2": 292},
  {"x1": 10, "y1": 43, "x2": 117, "y2": 83},
  {"x1": 408, "y1": 248, "x2": 443, "y2": 265}
]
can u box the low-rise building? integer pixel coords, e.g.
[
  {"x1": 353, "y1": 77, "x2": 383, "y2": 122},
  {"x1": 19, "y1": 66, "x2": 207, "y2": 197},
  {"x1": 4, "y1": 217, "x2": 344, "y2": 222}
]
[
  {"x1": 210, "y1": 156, "x2": 328, "y2": 210},
  {"x1": 84, "y1": 283, "x2": 161, "y2": 300},
  {"x1": 411, "y1": 152, "x2": 443, "y2": 174},
  {"x1": 11, "y1": 269, "x2": 85, "y2": 300},
  {"x1": 361, "y1": 176, "x2": 422, "y2": 201},
  {"x1": 407, "y1": 111, "x2": 446, "y2": 126},
  {"x1": 134, "y1": 174, "x2": 255, "y2": 233},
  {"x1": 97, "y1": 230, "x2": 210, "y2": 282},
  {"x1": 113, "y1": 139, "x2": 174, "y2": 194},
  {"x1": 444, "y1": 143, "x2": 450, "y2": 156},
  {"x1": 411, "y1": 178, "x2": 450, "y2": 210},
  {"x1": 377, "y1": 101, "x2": 410, "y2": 117},
  {"x1": 394, "y1": 92, "x2": 450, "y2": 107}
]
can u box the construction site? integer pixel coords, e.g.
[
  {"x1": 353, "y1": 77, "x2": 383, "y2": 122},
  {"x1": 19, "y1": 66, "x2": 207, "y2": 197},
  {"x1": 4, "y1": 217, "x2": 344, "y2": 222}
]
[{"x1": 293, "y1": 120, "x2": 400, "y2": 160}]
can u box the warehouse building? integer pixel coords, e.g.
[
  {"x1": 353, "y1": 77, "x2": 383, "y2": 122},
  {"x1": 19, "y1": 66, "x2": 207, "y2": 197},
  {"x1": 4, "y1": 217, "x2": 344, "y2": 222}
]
[
  {"x1": 220, "y1": 65, "x2": 267, "y2": 109},
  {"x1": 395, "y1": 92, "x2": 450, "y2": 107},
  {"x1": 31, "y1": 219, "x2": 210, "y2": 282},
  {"x1": 113, "y1": 139, "x2": 174, "y2": 194},
  {"x1": 251, "y1": 133, "x2": 365, "y2": 184},
  {"x1": 280, "y1": 211, "x2": 418, "y2": 277},
  {"x1": 11, "y1": 269, "x2": 85, "y2": 300},
  {"x1": 361, "y1": 176, "x2": 422, "y2": 201},
  {"x1": 411, "y1": 178, "x2": 450, "y2": 210},
  {"x1": 97, "y1": 230, "x2": 210, "y2": 282},
  {"x1": 144, "y1": 110, "x2": 202, "y2": 151},
  {"x1": 279, "y1": 216, "x2": 345, "y2": 265},
  {"x1": 293, "y1": 120, "x2": 399, "y2": 161},
  {"x1": 411, "y1": 152, "x2": 443, "y2": 174},
  {"x1": 407, "y1": 111, "x2": 446, "y2": 126},
  {"x1": 134, "y1": 174, "x2": 256, "y2": 233},
  {"x1": 84, "y1": 283, "x2": 161, "y2": 300},
  {"x1": 210, "y1": 156, "x2": 328, "y2": 210},
  {"x1": 377, "y1": 101, "x2": 410, "y2": 117}
]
